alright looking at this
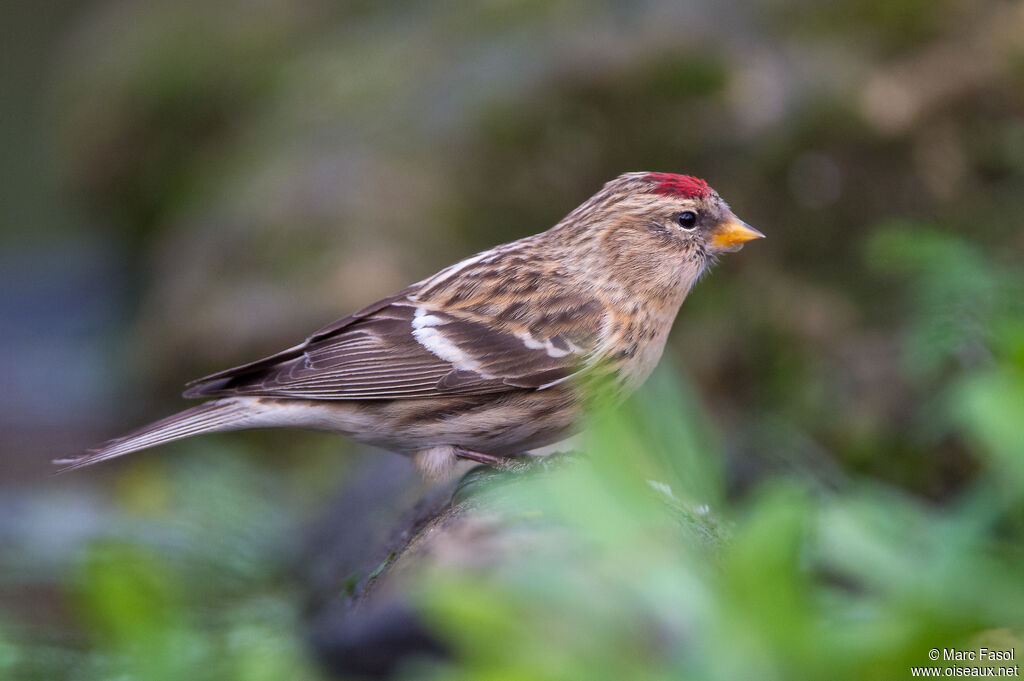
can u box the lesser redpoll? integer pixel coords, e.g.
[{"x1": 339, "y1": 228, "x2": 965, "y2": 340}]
[{"x1": 57, "y1": 172, "x2": 763, "y2": 479}]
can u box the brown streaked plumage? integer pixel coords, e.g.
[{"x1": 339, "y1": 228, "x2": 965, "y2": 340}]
[{"x1": 57, "y1": 172, "x2": 763, "y2": 479}]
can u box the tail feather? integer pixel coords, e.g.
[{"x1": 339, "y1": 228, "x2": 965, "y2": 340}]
[{"x1": 54, "y1": 400, "x2": 252, "y2": 473}]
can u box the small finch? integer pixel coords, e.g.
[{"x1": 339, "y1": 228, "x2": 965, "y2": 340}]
[{"x1": 58, "y1": 172, "x2": 763, "y2": 479}]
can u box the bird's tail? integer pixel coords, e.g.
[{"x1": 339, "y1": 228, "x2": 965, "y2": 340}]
[{"x1": 54, "y1": 399, "x2": 254, "y2": 473}]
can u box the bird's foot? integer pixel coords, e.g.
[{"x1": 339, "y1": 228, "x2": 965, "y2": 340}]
[{"x1": 452, "y1": 446, "x2": 530, "y2": 472}]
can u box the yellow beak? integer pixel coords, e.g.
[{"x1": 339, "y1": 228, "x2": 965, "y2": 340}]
[{"x1": 709, "y1": 215, "x2": 765, "y2": 251}]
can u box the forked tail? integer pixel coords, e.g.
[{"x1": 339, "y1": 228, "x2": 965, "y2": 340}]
[{"x1": 54, "y1": 399, "x2": 253, "y2": 473}]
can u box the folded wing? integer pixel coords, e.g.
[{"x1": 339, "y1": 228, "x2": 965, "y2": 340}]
[{"x1": 183, "y1": 293, "x2": 603, "y2": 401}]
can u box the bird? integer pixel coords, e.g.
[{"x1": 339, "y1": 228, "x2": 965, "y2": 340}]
[{"x1": 56, "y1": 172, "x2": 763, "y2": 479}]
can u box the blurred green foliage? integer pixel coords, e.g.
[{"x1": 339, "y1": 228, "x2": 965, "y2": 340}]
[{"x1": 2, "y1": 453, "x2": 329, "y2": 681}]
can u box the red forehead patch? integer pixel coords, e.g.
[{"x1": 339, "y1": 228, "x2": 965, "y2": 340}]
[{"x1": 645, "y1": 173, "x2": 712, "y2": 199}]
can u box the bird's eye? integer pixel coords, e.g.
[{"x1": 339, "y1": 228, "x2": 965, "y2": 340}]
[{"x1": 677, "y1": 211, "x2": 698, "y2": 230}]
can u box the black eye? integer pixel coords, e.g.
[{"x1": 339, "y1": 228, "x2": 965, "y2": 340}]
[{"x1": 677, "y1": 211, "x2": 698, "y2": 230}]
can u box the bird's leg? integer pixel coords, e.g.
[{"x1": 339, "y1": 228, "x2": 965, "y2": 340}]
[{"x1": 453, "y1": 446, "x2": 525, "y2": 471}]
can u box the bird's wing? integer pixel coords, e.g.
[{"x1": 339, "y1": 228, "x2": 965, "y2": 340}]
[{"x1": 183, "y1": 288, "x2": 604, "y2": 401}]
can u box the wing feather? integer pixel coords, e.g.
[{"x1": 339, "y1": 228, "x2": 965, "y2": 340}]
[{"x1": 184, "y1": 259, "x2": 605, "y2": 401}]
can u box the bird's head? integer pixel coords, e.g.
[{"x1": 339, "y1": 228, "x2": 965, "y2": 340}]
[
  {"x1": 606, "y1": 171, "x2": 762, "y2": 253},
  {"x1": 555, "y1": 172, "x2": 763, "y2": 291},
  {"x1": 652, "y1": 172, "x2": 761, "y2": 251}
]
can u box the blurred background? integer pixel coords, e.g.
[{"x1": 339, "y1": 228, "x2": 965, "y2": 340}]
[{"x1": 2, "y1": 0, "x2": 1023, "y2": 679}]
